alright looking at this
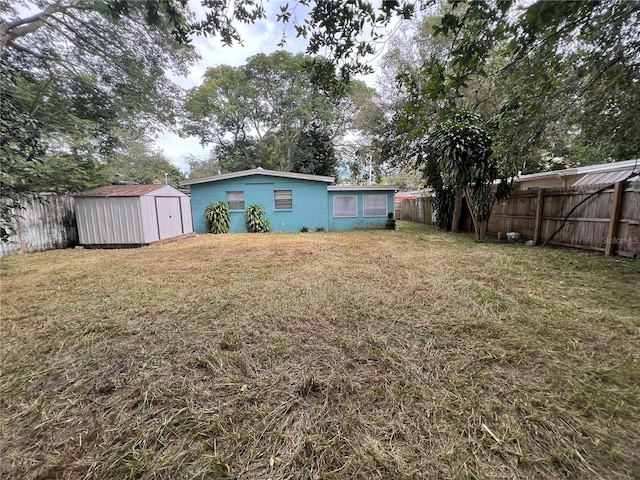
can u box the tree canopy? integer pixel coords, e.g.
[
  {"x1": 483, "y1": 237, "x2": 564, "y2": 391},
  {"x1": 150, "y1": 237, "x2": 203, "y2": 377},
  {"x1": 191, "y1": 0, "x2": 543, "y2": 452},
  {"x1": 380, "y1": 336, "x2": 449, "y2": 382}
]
[
  {"x1": 183, "y1": 50, "x2": 376, "y2": 176},
  {"x1": 391, "y1": 1, "x2": 639, "y2": 171},
  {"x1": 1, "y1": 0, "x2": 196, "y2": 238},
  {"x1": 184, "y1": 51, "x2": 338, "y2": 172}
]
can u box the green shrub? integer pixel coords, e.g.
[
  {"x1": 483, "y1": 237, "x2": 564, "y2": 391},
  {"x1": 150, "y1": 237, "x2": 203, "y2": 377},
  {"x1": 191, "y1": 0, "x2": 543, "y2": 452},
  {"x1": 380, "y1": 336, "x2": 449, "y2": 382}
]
[
  {"x1": 386, "y1": 212, "x2": 396, "y2": 230},
  {"x1": 204, "y1": 201, "x2": 230, "y2": 234},
  {"x1": 300, "y1": 226, "x2": 309, "y2": 233},
  {"x1": 244, "y1": 204, "x2": 271, "y2": 233},
  {"x1": 316, "y1": 226, "x2": 325, "y2": 232}
]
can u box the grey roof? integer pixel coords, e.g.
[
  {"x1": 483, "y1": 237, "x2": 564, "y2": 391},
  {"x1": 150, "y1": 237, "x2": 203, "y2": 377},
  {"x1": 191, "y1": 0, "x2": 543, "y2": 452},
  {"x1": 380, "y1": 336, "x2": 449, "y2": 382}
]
[
  {"x1": 517, "y1": 159, "x2": 639, "y2": 182},
  {"x1": 181, "y1": 167, "x2": 334, "y2": 186},
  {"x1": 572, "y1": 169, "x2": 639, "y2": 187},
  {"x1": 75, "y1": 184, "x2": 173, "y2": 197},
  {"x1": 328, "y1": 185, "x2": 398, "y2": 192}
]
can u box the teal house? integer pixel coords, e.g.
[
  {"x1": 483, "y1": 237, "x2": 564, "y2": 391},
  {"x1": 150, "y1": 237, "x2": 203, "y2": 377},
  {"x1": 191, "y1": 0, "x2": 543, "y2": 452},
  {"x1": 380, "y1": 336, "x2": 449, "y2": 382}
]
[{"x1": 182, "y1": 168, "x2": 397, "y2": 233}]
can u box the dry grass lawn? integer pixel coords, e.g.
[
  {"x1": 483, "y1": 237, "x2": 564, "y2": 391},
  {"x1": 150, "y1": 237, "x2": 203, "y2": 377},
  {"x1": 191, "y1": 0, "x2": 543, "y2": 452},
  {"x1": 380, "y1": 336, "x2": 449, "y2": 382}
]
[{"x1": 1, "y1": 222, "x2": 639, "y2": 479}]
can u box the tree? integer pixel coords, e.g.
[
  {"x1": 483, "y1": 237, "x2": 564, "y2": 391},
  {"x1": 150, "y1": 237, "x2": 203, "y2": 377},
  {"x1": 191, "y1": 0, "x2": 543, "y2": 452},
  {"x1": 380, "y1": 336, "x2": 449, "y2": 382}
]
[
  {"x1": 409, "y1": 1, "x2": 639, "y2": 170},
  {"x1": 184, "y1": 51, "x2": 345, "y2": 173},
  {"x1": 0, "y1": 59, "x2": 45, "y2": 240},
  {"x1": 1, "y1": 0, "x2": 196, "y2": 236},
  {"x1": 430, "y1": 110, "x2": 497, "y2": 241},
  {"x1": 185, "y1": 155, "x2": 221, "y2": 180},
  {"x1": 290, "y1": 123, "x2": 338, "y2": 177},
  {"x1": 103, "y1": 139, "x2": 186, "y2": 188}
]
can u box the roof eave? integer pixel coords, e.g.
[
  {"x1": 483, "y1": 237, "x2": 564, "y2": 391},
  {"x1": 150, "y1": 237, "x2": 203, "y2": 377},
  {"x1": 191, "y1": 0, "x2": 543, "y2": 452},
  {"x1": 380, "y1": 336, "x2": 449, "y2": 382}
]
[{"x1": 181, "y1": 168, "x2": 334, "y2": 186}]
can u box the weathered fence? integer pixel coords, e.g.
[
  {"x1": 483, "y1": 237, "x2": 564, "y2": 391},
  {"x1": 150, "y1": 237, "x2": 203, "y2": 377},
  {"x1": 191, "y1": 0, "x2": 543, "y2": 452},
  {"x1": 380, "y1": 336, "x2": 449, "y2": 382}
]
[
  {"x1": 0, "y1": 194, "x2": 77, "y2": 257},
  {"x1": 488, "y1": 182, "x2": 640, "y2": 257},
  {"x1": 396, "y1": 196, "x2": 433, "y2": 225}
]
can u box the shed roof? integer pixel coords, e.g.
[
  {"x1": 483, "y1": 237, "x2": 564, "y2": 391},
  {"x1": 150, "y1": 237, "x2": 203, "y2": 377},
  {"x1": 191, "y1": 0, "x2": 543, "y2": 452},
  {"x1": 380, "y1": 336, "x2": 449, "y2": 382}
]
[
  {"x1": 181, "y1": 167, "x2": 334, "y2": 186},
  {"x1": 75, "y1": 184, "x2": 184, "y2": 197}
]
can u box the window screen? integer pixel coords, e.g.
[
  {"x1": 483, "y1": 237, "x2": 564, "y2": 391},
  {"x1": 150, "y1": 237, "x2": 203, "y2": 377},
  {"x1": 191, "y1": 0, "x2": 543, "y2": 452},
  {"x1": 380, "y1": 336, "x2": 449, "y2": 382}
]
[
  {"x1": 227, "y1": 191, "x2": 245, "y2": 210},
  {"x1": 333, "y1": 196, "x2": 357, "y2": 217},
  {"x1": 363, "y1": 195, "x2": 387, "y2": 217},
  {"x1": 274, "y1": 190, "x2": 292, "y2": 209}
]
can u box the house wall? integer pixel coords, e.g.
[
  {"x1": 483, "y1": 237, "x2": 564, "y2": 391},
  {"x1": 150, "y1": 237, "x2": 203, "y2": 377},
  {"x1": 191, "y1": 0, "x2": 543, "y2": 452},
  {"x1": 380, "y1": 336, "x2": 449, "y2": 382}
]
[
  {"x1": 189, "y1": 175, "x2": 330, "y2": 233},
  {"x1": 327, "y1": 190, "x2": 395, "y2": 231},
  {"x1": 514, "y1": 174, "x2": 581, "y2": 191}
]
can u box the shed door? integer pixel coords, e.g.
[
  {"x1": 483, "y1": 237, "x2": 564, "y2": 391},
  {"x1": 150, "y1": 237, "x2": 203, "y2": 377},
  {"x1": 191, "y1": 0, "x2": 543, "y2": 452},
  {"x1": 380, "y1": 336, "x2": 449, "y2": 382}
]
[{"x1": 155, "y1": 197, "x2": 183, "y2": 239}]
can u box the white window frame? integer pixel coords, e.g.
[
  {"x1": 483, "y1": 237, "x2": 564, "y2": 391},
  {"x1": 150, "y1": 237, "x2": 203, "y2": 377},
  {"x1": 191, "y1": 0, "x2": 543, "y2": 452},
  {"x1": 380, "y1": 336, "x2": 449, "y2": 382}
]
[
  {"x1": 363, "y1": 194, "x2": 388, "y2": 217},
  {"x1": 227, "y1": 191, "x2": 245, "y2": 210},
  {"x1": 274, "y1": 190, "x2": 293, "y2": 209},
  {"x1": 333, "y1": 195, "x2": 358, "y2": 218}
]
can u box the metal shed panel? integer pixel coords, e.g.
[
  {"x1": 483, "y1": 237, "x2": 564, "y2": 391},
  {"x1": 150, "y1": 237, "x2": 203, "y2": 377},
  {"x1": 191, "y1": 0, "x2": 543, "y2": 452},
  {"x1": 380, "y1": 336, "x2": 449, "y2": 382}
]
[
  {"x1": 149, "y1": 185, "x2": 190, "y2": 197},
  {"x1": 75, "y1": 197, "x2": 144, "y2": 245},
  {"x1": 572, "y1": 170, "x2": 639, "y2": 187},
  {"x1": 139, "y1": 195, "x2": 160, "y2": 243},
  {"x1": 155, "y1": 197, "x2": 184, "y2": 239},
  {"x1": 180, "y1": 196, "x2": 193, "y2": 234}
]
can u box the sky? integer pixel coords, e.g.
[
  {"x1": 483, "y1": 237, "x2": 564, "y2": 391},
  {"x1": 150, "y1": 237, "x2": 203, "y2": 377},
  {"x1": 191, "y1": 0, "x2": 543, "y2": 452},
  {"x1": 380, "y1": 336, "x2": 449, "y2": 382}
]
[{"x1": 156, "y1": 1, "x2": 401, "y2": 174}]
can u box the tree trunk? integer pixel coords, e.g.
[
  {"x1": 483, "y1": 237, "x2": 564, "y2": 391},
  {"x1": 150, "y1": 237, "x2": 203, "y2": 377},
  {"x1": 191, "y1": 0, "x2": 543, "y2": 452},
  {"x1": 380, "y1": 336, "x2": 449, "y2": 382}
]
[
  {"x1": 451, "y1": 189, "x2": 463, "y2": 233},
  {"x1": 463, "y1": 187, "x2": 479, "y2": 240},
  {"x1": 478, "y1": 220, "x2": 487, "y2": 241}
]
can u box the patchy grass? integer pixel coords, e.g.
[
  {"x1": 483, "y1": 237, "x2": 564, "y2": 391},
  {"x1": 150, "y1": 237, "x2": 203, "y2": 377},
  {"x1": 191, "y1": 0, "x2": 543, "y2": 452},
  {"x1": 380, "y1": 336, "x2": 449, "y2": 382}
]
[{"x1": 1, "y1": 221, "x2": 638, "y2": 479}]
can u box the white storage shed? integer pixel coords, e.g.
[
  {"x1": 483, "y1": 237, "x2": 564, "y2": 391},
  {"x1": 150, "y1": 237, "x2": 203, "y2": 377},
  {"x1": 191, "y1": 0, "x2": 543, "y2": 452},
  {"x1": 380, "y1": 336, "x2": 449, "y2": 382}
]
[{"x1": 74, "y1": 184, "x2": 193, "y2": 247}]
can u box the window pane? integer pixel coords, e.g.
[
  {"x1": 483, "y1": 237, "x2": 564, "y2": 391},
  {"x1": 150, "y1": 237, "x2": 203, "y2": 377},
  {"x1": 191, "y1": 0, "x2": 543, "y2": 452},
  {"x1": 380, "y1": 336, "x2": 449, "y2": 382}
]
[
  {"x1": 274, "y1": 190, "x2": 292, "y2": 209},
  {"x1": 227, "y1": 191, "x2": 245, "y2": 210},
  {"x1": 363, "y1": 195, "x2": 387, "y2": 217},
  {"x1": 333, "y1": 196, "x2": 357, "y2": 217}
]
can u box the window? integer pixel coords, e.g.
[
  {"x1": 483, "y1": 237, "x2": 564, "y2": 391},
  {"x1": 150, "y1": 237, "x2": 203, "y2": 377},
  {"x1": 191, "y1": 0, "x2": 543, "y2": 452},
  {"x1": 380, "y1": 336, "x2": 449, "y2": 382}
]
[
  {"x1": 333, "y1": 196, "x2": 357, "y2": 218},
  {"x1": 363, "y1": 195, "x2": 387, "y2": 217},
  {"x1": 274, "y1": 190, "x2": 293, "y2": 209},
  {"x1": 227, "y1": 191, "x2": 245, "y2": 210}
]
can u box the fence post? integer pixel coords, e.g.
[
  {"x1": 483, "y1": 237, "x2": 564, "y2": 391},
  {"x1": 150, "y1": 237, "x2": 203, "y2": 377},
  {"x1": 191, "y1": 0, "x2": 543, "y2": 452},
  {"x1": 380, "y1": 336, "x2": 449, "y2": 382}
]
[
  {"x1": 533, "y1": 188, "x2": 545, "y2": 245},
  {"x1": 605, "y1": 181, "x2": 624, "y2": 257}
]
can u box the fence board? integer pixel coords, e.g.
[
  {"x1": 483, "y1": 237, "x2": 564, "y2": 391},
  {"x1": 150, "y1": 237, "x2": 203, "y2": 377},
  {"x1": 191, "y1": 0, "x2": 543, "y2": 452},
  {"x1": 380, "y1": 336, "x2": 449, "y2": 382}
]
[
  {"x1": 396, "y1": 197, "x2": 432, "y2": 224},
  {"x1": 0, "y1": 194, "x2": 77, "y2": 257},
  {"x1": 399, "y1": 184, "x2": 639, "y2": 257},
  {"x1": 487, "y1": 184, "x2": 639, "y2": 256}
]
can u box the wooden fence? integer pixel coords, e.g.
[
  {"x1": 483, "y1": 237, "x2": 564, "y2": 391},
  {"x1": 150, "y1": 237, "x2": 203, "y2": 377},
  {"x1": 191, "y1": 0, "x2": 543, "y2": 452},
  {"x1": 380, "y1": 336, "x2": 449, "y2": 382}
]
[
  {"x1": 487, "y1": 182, "x2": 639, "y2": 257},
  {"x1": 0, "y1": 194, "x2": 78, "y2": 257},
  {"x1": 395, "y1": 196, "x2": 433, "y2": 225}
]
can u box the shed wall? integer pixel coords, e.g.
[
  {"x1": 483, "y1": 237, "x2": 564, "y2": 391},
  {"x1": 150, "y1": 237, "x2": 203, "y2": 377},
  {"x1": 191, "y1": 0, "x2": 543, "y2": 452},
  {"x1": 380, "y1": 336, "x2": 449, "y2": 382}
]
[
  {"x1": 75, "y1": 197, "x2": 145, "y2": 245},
  {"x1": 190, "y1": 175, "x2": 329, "y2": 233},
  {"x1": 180, "y1": 197, "x2": 193, "y2": 234},
  {"x1": 139, "y1": 195, "x2": 159, "y2": 243},
  {"x1": 156, "y1": 197, "x2": 184, "y2": 239}
]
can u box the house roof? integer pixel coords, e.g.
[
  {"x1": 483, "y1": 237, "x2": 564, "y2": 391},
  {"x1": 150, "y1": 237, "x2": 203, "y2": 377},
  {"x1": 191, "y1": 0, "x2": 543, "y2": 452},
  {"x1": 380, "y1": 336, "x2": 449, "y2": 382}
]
[
  {"x1": 75, "y1": 184, "x2": 182, "y2": 197},
  {"x1": 395, "y1": 189, "x2": 432, "y2": 199},
  {"x1": 516, "y1": 159, "x2": 639, "y2": 183},
  {"x1": 181, "y1": 167, "x2": 335, "y2": 186},
  {"x1": 328, "y1": 185, "x2": 398, "y2": 192},
  {"x1": 573, "y1": 169, "x2": 639, "y2": 187}
]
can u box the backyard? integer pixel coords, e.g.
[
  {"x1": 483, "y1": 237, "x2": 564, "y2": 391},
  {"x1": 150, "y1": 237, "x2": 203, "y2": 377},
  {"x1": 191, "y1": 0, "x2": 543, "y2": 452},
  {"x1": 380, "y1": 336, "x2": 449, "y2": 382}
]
[{"x1": 1, "y1": 222, "x2": 638, "y2": 479}]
